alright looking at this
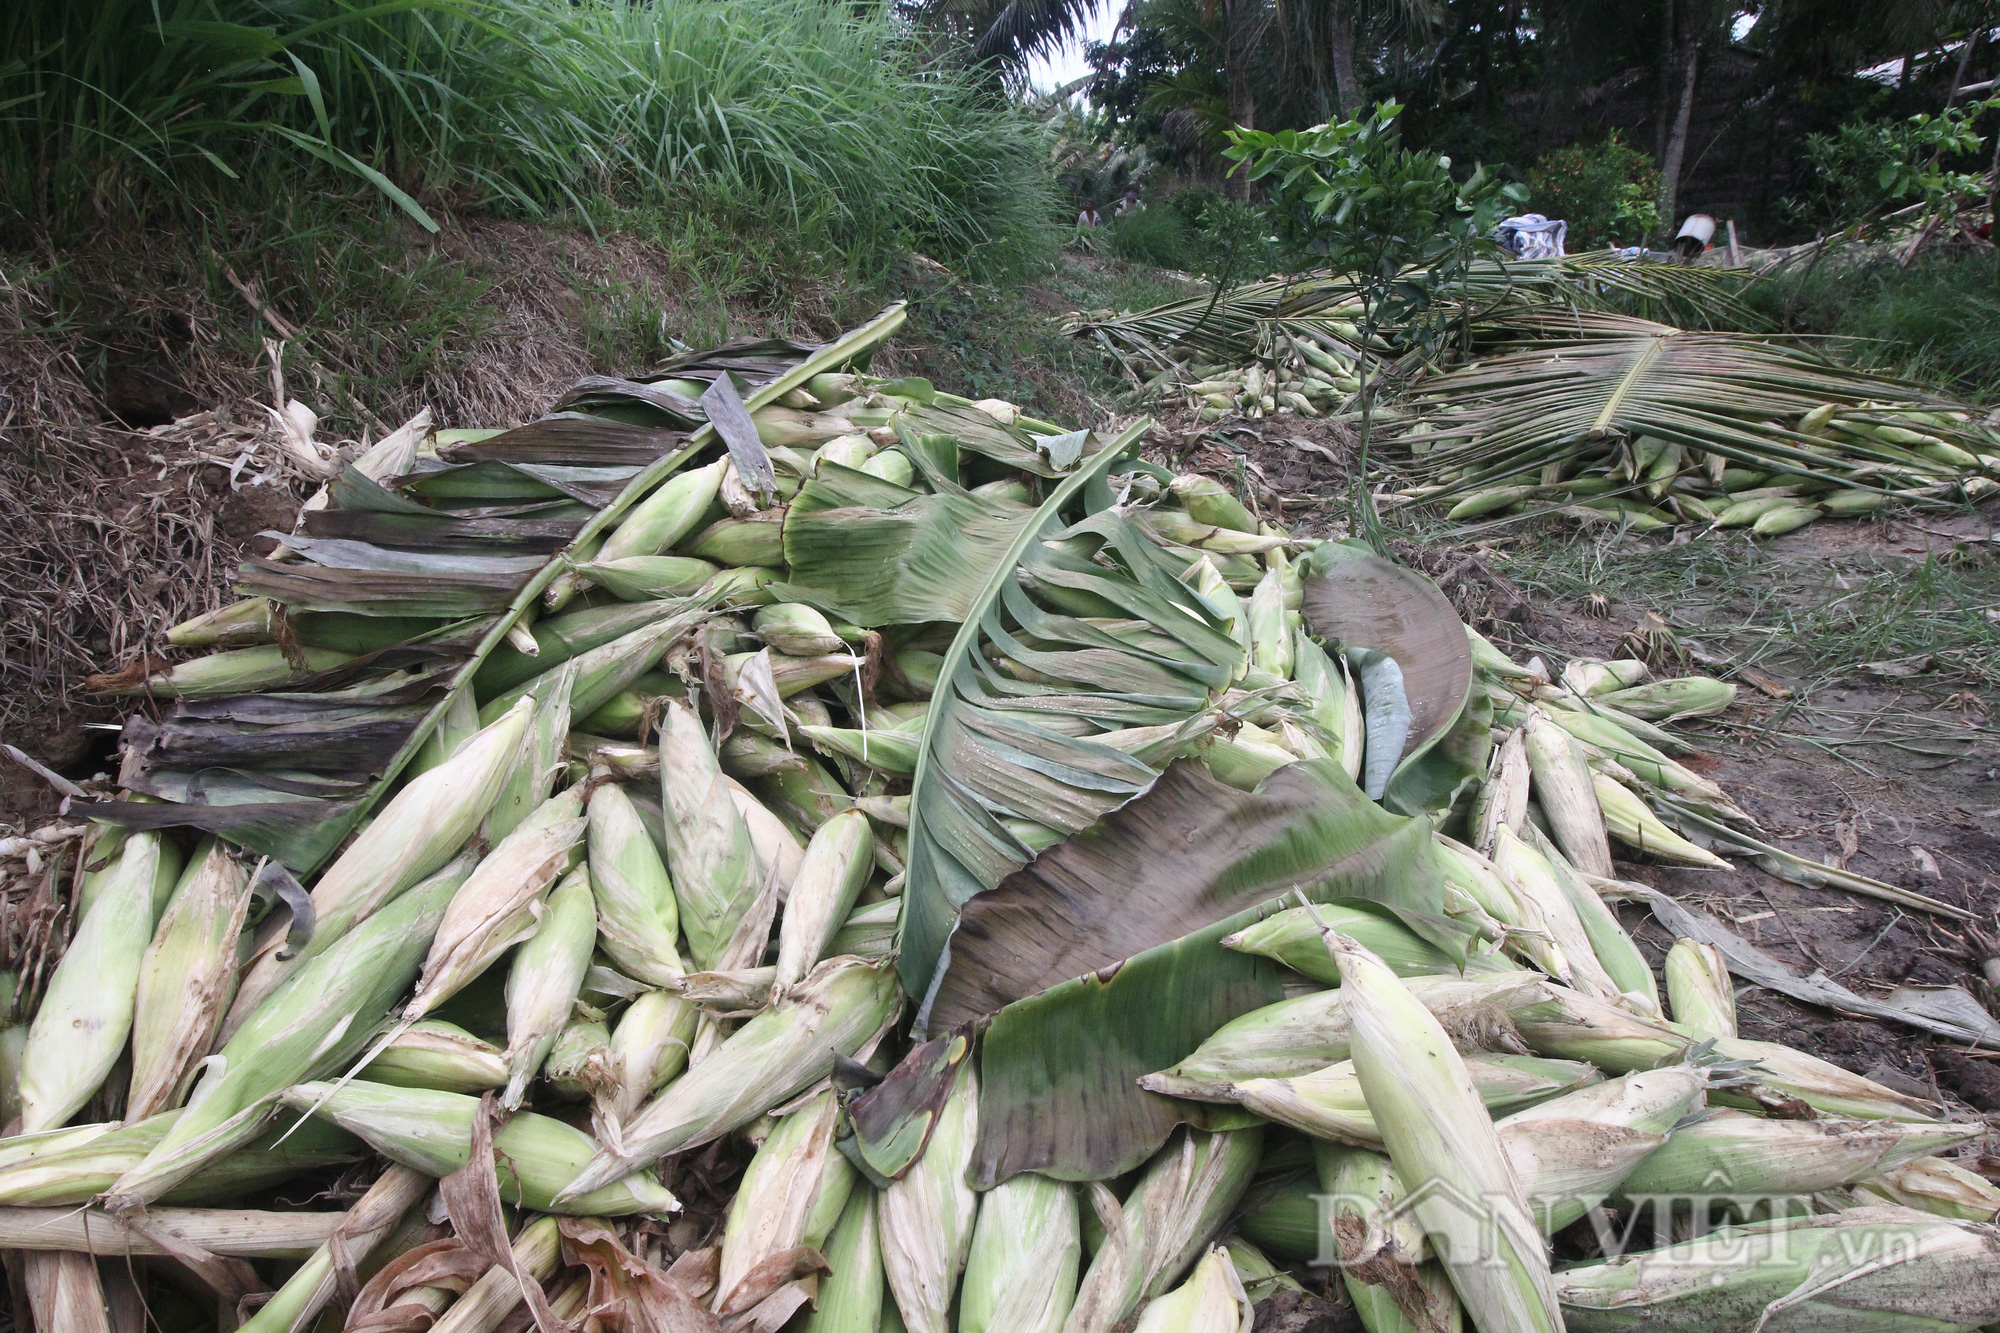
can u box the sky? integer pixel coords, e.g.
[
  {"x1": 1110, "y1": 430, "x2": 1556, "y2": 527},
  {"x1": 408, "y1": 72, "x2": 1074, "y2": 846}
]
[{"x1": 1024, "y1": 0, "x2": 1124, "y2": 95}]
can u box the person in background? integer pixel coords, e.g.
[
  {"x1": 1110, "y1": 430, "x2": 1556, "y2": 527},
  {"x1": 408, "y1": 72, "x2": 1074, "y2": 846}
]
[
  {"x1": 1077, "y1": 202, "x2": 1101, "y2": 228},
  {"x1": 1116, "y1": 188, "x2": 1142, "y2": 217}
]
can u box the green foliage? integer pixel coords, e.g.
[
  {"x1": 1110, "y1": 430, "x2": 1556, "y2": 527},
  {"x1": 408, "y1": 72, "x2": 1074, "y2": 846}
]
[
  {"x1": 0, "y1": 0, "x2": 1056, "y2": 279},
  {"x1": 1104, "y1": 208, "x2": 1201, "y2": 269},
  {"x1": 1524, "y1": 133, "x2": 1661, "y2": 250},
  {"x1": 1744, "y1": 252, "x2": 2000, "y2": 403},
  {"x1": 1789, "y1": 99, "x2": 2000, "y2": 235}
]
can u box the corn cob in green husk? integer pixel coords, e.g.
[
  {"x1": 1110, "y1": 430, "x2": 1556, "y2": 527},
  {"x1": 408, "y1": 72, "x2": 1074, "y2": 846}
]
[
  {"x1": 0, "y1": 1109, "x2": 361, "y2": 1205},
  {"x1": 105, "y1": 860, "x2": 467, "y2": 1209},
  {"x1": 126, "y1": 838, "x2": 253, "y2": 1120},
  {"x1": 1613, "y1": 1108, "x2": 1975, "y2": 1202},
  {"x1": 1850, "y1": 1154, "x2": 2000, "y2": 1222},
  {"x1": 960, "y1": 1171, "x2": 1082, "y2": 1333},
  {"x1": 599, "y1": 988, "x2": 701, "y2": 1124},
  {"x1": 1326, "y1": 933, "x2": 1563, "y2": 1333},
  {"x1": 1065, "y1": 1127, "x2": 1263, "y2": 1333},
  {"x1": 565, "y1": 957, "x2": 900, "y2": 1196},
  {"x1": 773, "y1": 810, "x2": 875, "y2": 994},
  {"x1": 1129, "y1": 1247, "x2": 1253, "y2": 1333},
  {"x1": 716, "y1": 1089, "x2": 857, "y2": 1312},
  {"x1": 658, "y1": 700, "x2": 761, "y2": 970},
  {"x1": 361, "y1": 1020, "x2": 507, "y2": 1094},
  {"x1": 587, "y1": 781, "x2": 686, "y2": 986},
  {"x1": 806, "y1": 1189, "x2": 888, "y2": 1333},
  {"x1": 281, "y1": 1079, "x2": 675, "y2": 1215},
  {"x1": 17, "y1": 831, "x2": 165, "y2": 1132},
  {"x1": 1316, "y1": 1143, "x2": 1462, "y2": 1333},
  {"x1": 225, "y1": 699, "x2": 532, "y2": 1035},
  {"x1": 1664, "y1": 938, "x2": 1737, "y2": 1039},
  {"x1": 882, "y1": 1059, "x2": 980, "y2": 1333},
  {"x1": 1495, "y1": 1063, "x2": 1708, "y2": 1233},
  {"x1": 1553, "y1": 1206, "x2": 2000, "y2": 1330},
  {"x1": 502, "y1": 864, "x2": 597, "y2": 1107}
]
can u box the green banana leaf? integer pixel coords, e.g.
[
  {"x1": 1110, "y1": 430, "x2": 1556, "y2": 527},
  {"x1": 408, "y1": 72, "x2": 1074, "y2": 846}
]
[
  {"x1": 897, "y1": 429, "x2": 1258, "y2": 1019},
  {"x1": 969, "y1": 757, "x2": 1445, "y2": 1183}
]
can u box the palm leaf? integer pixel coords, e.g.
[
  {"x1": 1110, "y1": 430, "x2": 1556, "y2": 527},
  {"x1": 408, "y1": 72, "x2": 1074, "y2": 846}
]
[{"x1": 1397, "y1": 309, "x2": 1988, "y2": 503}]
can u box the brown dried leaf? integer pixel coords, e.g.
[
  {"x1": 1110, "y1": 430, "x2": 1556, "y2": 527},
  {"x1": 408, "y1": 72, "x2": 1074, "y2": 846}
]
[
  {"x1": 558, "y1": 1218, "x2": 722, "y2": 1333},
  {"x1": 439, "y1": 1093, "x2": 569, "y2": 1333}
]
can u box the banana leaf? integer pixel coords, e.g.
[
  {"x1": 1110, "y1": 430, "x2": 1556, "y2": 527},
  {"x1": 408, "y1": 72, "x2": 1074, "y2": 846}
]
[
  {"x1": 96, "y1": 305, "x2": 911, "y2": 872},
  {"x1": 970, "y1": 759, "x2": 1444, "y2": 1184},
  {"x1": 926, "y1": 757, "x2": 1445, "y2": 1032},
  {"x1": 301, "y1": 509, "x2": 589, "y2": 554},
  {"x1": 1299, "y1": 543, "x2": 1474, "y2": 806},
  {"x1": 781, "y1": 472, "x2": 1036, "y2": 627},
  {"x1": 438, "y1": 414, "x2": 690, "y2": 467},
  {"x1": 898, "y1": 428, "x2": 1259, "y2": 1018}
]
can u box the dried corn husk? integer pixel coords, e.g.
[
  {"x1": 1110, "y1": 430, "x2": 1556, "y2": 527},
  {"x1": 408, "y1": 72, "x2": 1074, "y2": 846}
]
[{"x1": 716, "y1": 1088, "x2": 857, "y2": 1311}]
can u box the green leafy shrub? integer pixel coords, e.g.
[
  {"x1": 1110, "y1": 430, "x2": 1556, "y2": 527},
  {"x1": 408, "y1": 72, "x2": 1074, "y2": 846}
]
[{"x1": 1525, "y1": 134, "x2": 1661, "y2": 250}]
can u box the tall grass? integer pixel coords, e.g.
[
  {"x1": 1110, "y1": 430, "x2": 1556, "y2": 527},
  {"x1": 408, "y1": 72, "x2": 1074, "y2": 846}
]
[
  {"x1": 1746, "y1": 251, "x2": 2000, "y2": 403},
  {"x1": 0, "y1": 0, "x2": 1055, "y2": 277}
]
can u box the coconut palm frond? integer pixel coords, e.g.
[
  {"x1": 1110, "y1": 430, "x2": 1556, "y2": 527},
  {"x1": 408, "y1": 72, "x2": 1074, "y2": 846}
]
[{"x1": 1389, "y1": 310, "x2": 1999, "y2": 509}]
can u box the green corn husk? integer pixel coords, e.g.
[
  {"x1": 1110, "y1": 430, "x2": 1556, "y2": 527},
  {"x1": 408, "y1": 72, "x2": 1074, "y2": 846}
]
[
  {"x1": 1450, "y1": 485, "x2": 1536, "y2": 520},
  {"x1": 1218, "y1": 904, "x2": 1476, "y2": 983},
  {"x1": 1664, "y1": 939, "x2": 1737, "y2": 1039},
  {"x1": 587, "y1": 782, "x2": 686, "y2": 986},
  {"x1": 724, "y1": 650, "x2": 866, "y2": 699},
  {"x1": 1616, "y1": 1108, "x2": 1974, "y2": 1203},
  {"x1": 728, "y1": 779, "x2": 807, "y2": 897},
  {"x1": 475, "y1": 599, "x2": 688, "y2": 697},
  {"x1": 1523, "y1": 710, "x2": 1613, "y2": 877},
  {"x1": 405, "y1": 789, "x2": 586, "y2": 1021},
  {"x1": 802, "y1": 725, "x2": 920, "y2": 776},
  {"x1": 773, "y1": 810, "x2": 874, "y2": 994},
  {"x1": 1140, "y1": 509, "x2": 1286, "y2": 555},
  {"x1": 566, "y1": 957, "x2": 900, "y2": 1196},
  {"x1": 1850, "y1": 1155, "x2": 2000, "y2": 1222},
  {"x1": 361, "y1": 1020, "x2": 507, "y2": 1094},
  {"x1": 860, "y1": 449, "x2": 917, "y2": 486},
  {"x1": 1066, "y1": 1126, "x2": 1264, "y2": 1333},
  {"x1": 703, "y1": 563, "x2": 783, "y2": 606},
  {"x1": 502, "y1": 865, "x2": 597, "y2": 1107},
  {"x1": 1317, "y1": 1144, "x2": 1462, "y2": 1333},
  {"x1": 1246, "y1": 567, "x2": 1291, "y2": 679},
  {"x1": 755, "y1": 405, "x2": 866, "y2": 450},
  {"x1": 1595, "y1": 678, "x2": 1736, "y2": 722},
  {"x1": 1130, "y1": 1247, "x2": 1252, "y2": 1333},
  {"x1": 481, "y1": 660, "x2": 576, "y2": 843},
  {"x1": 598, "y1": 459, "x2": 726, "y2": 564},
  {"x1": 1552, "y1": 1206, "x2": 2000, "y2": 1330},
  {"x1": 830, "y1": 899, "x2": 902, "y2": 959},
  {"x1": 1753, "y1": 503, "x2": 1822, "y2": 536},
  {"x1": 1525, "y1": 828, "x2": 1660, "y2": 1014},
  {"x1": 71, "y1": 821, "x2": 134, "y2": 922},
  {"x1": 1469, "y1": 727, "x2": 1530, "y2": 856},
  {"x1": 1591, "y1": 775, "x2": 1730, "y2": 867},
  {"x1": 1291, "y1": 629, "x2": 1359, "y2": 778},
  {"x1": 1232, "y1": 1179, "x2": 1320, "y2": 1263},
  {"x1": 126, "y1": 838, "x2": 253, "y2": 1121},
  {"x1": 1561, "y1": 659, "x2": 1650, "y2": 698},
  {"x1": 881, "y1": 1058, "x2": 980, "y2": 1333},
  {"x1": 574, "y1": 556, "x2": 720, "y2": 601},
  {"x1": 1435, "y1": 838, "x2": 1568, "y2": 980},
  {"x1": 1156, "y1": 972, "x2": 1545, "y2": 1086},
  {"x1": 1493, "y1": 826, "x2": 1622, "y2": 1000},
  {"x1": 1169, "y1": 475, "x2": 1260, "y2": 533},
  {"x1": 960, "y1": 1172, "x2": 1081, "y2": 1333},
  {"x1": 281, "y1": 1079, "x2": 675, "y2": 1216},
  {"x1": 805, "y1": 1189, "x2": 887, "y2": 1333},
  {"x1": 599, "y1": 987, "x2": 700, "y2": 1123},
  {"x1": 167, "y1": 597, "x2": 276, "y2": 647},
  {"x1": 753, "y1": 751, "x2": 850, "y2": 835},
  {"x1": 659, "y1": 701, "x2": 761, "y2": 970},
  {"x1": 716, "y1": 1089, "x2": 857, "y2": 1312},
  {"x1": 722, "y1": 728, "x2": 810, "y2": 778},
  {"x1": 409, "y1": 684, "x2": 483, "y2": 778},
  {"x1": 19, "y1": 831, "x2": 165, "y2": 1132},
  {"x1": 1224, "y1": 1239, "x2": 1304, "y2": 1306},
  {"x1": 482, "y1": 605, "x2": 701, "y2": 726},
  {"x1": 687, "y1": 509, "x2": 787, "y2": 567},
  {"x1": 1713, "y1": 1037, "x2": 1940, "y2": 1121},
  {"x1": 1511, "y1": 983, "x2": 1690, "y2": 1073},
  {"x1": 1329, "y1": 933, "x2": 1563, "y2": 1332},
  {"x1": 1156, "y1": 1052, "x2": 1597, "y2": 1147},
  {"x1": 233, "y1": 1164, "x2": 432, "y2": 1333},
  {"x1": 545, "y1": 1018, "x2": 612, "y2": 1099},
  {"x1": 1819, "y1": 488, "x2": 1894, "y2": 516},
  {"x1": 96, "y1": 644, "x2": 357, "y2": 696},
  {"x1": 226, "y1": 699, "x2": 532, "y2": 1035},
  {"x1": 106, "y1": 861, "x2": 467, "y2": 1210},
  {"x1": 1496, "y1": 1064, "x2": 1708, "y2": 1233},
  {"x1": 0, "y1": 1110, "x2": 361, "y2": 1206},
  {"x1": 755, "y1": 603, "x2": 848, "y2": 657}
]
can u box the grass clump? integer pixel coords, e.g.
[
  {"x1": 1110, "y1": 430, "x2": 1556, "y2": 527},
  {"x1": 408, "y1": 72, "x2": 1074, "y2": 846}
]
[
  {"x1": 1746, "y1": 251, "x2": 2000, "y2": 402},
  {"x1": 0, "y1": 0, "x2": 1056, "y2": 281}
]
